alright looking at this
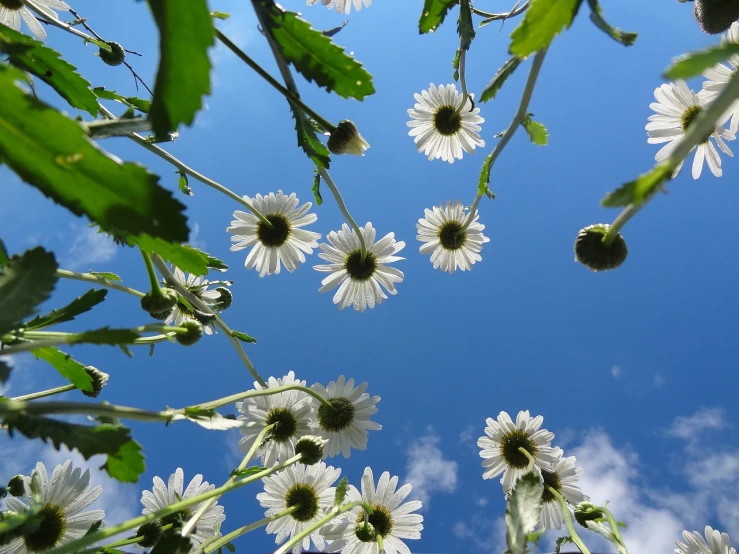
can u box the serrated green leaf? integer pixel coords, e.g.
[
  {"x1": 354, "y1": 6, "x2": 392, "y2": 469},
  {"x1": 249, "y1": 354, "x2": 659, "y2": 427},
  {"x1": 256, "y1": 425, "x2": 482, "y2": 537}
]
[
  {"x1": 255, "y1": 0, "x2": 374, "y2": 100},
  {"x1": 230, "y1": 466, "x2": 265, "y2": 478},
  {"x1": 88, "y1": 271, "x2": 121, "y2": 282},
  {"x1": 452, "y1": 49, "x2": 461, "y2": 81},
  {"x1": 0, "y1": 66, "x2": 189, "y2": 243},
  {"x1": 231, "y1": 330, "x2": 257, "y2": 344},
  {"x1": 601, "y1": 163, "x2": 672, "y2": 207},
  {"x1": 4, "y1": 413, "x2": 145, "y2": 482},
  {"x1": 323, "y1": 21, "x2": 348, "y2": 38},
  {"x1": 32, "y1": 347, "x2": 93, "y2": 391},
  {"x1": 664, "y1": 42, "x2": 739, "y2": 80},
  {"x1": 587, "y1": 0, "x2": 637, "y2": 47},
  {"x1": 0, "y1": 247, "x2": 58, "y2": 336},
  {"x1": 132, "y1": 235, "x2": 211, "y2": 276},
  {"x1": 206, "y1": 256, "x2": 228, "y2": 272},
  {"x1": 419, "y1": 0, "x2": 458, "y2": 33},
  {"x1": 24, "y1": 289, "x2": 107, "y2": 330},
  {"x1": 480, "y1": 56, "x2": 522, "y2": 102},
  {"x1": 334, "y1": 477, "x2": 348, "y2": 506},
  {"x1": 293, "y1": 108, "x2": 331, "y2": 169},
  {"x1": 522, "y1": 115, "x2": 548, "y2": 146},
  {"x1": 177, "y1": 170, "x2": 192, "y2": 196},
  {"x1": 147, "y1": 0, "x2": 213, "y2": 138},
  {"x1": 312, "y1": 171, "x2": 323, "y2": 206},
  {"x1": 509, "y1": 0, "x2": 584, "y2": 58},
  {"x1": 93, "y1": 87, "x2": 151, "y2": 113},
  {"x1": 0, "y1": 23, "x2": 98, "y2": 116},
  {"x1": 0, "y1": 360, "x2": 10, "y2": 384},
  {"x1": 458, "y1": 0, "x2": 475, "y2": 50},
  {"x1": 505, "y1": 472, "x2": 544, "y2": 554}
]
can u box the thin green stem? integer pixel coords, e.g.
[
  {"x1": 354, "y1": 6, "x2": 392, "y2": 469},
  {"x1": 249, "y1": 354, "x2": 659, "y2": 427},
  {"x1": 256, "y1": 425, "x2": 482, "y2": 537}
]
[
  {"x1": 56, "y1": 269, "x2": 145, "y2": 298},
  {"x1": 204, "y1": 508, "x2": 298, "y2": 554},
  {"x1": 140, "y1": 249, "x2": 161, "y2": 293},
  {"x1": 0, "y1": 399, "x2": 174, "y2": 424},
  {"x1": 194, "y1": 383, "x2": 335, "y2": 412},
  {"x1": 76, "y1": 524, "x2": 174, "y2": 554},
  {"x1": 10, "y1": 384, "x2": 75, "y2": 402},
  {"x1": 132, "y1": 333, "x2": 177, "y2": 345},
  {"x1": 454, "y1": 47, "x2": 469, "y2": 116},
  {"x1": 317, "y1": 167, "x2": 368, "y2": 260},
  {"x1": 548, "y1": 486, "x2": 592, "y2": 554},
  {"x1": 25, "y1": 4, "x2": 105, "y2": 45},
  {"x1": 459, "y1": 191, "x2": 484, "y2": 234},
  {"x1": 472, "y1": 1, "x2": 528, "y2": 20},
  {"x1": 517, "y1": 446, "x2": 536, "y2": 473},
  {"x1": 601, "y1": 506, "x2": 625, "y2": 547}
]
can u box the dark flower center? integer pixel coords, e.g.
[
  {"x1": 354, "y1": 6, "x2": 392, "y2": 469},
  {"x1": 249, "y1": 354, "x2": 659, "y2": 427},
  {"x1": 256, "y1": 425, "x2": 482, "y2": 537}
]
[
  {"x1": 541, "y1": 469, "x2": 562, "y2": 504},
  {"x1": 681, "y1": 105, "x2": 703, "y2": 132},
  {"x1": 266, "y1": 407, "x2": 298, "y2": 443},
  {"x1": 500, "y1": 429, "x2": 538, "y2": 469},
  {"x1": 438, "y1": 221, "x2": 466, "y2": 250},
  {"x1": 355, "y1": 506, "x2": 393, "y2": 542},
  {"x1": 286, "y1": 483, "x2": 319, "y2": 522},
  {"x1": 23, "y1": 504, "x2": 66, "y2": 553},
  {"x1": 257, "y1": 214, "x2": 291, "y2": 247},
  {"x1": 317, "y1": 397, "x2": 355, "y2": 433},
  {"x1": 434, "y1": 106, "x2": 462, "y2": 136},
  {"x1": 344, "y1": 250, "x2": 377, "y2": 282},
  {"x1": 0, "y1": 0, "x2": 24, "y2": 10}
]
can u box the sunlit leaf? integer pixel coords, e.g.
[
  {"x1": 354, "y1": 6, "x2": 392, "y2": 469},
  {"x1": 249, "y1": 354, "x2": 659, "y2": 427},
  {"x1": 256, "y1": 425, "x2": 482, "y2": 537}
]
[
  {"x1": 522, "y1": 115, "x2": 549, "y2": 146},
  {"x1": 509, "y1": 0, "x2": 584, "y2": 58},
  {"x1": 419, "y1": 0, "x2": 457, "y2": 33},
  {"x1": 664, "y1": 42, "x2": 739, "y2": 79},
  {"x1": 31, "y1": 347, "x2": 93, "y2": 393},
  {"x1": 458, "y1": 0, "x2": 475, "y2": 51},
  {"x1": 24, "y1": 289, "x2": 107, "y2": 330},
  {"x1": 480, "y1": 56, "x2": 522, "y2": 102},
  {"x1": 601, "y1": 163, "x2": 672, "y2": 207},
  {"x1": 587, "y1": 0, "x2": 637, "y2": 46}
]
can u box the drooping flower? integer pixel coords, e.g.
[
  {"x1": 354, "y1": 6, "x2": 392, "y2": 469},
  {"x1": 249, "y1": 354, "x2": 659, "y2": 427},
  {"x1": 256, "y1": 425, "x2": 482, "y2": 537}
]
[
  {"x1": 416, "y1": 200, "x2": 490, "y2": 273},
  {"x1": 140, "y1": 468, "x2": 225, "y2": 546},
  {"x1": 322, "y1": 467, "x2": 424, "y2": 554},
  {"x1": 327, "y1": 120, "x2": 370, "y2": 156},
  {"x1": 675, "y1": 526, "x2": 736, "y2": 554},
  {"x1": 646, "y1": 80, "x2": 735, "y2": 179},
  {"x1": 165, "y1": 265, "x2": 228, "y2": 335},
  {"x1": 228, "y1": 191, "x2": 321, "y2": 277},
  {"x1": 701, "y1": 22, "x2": 739, "y2": 133},
  {"x1": 3, "y1": 460, "x2": 104, "y2": 554},
  {"x1": 306, "y1": 0, "x2": 370, "y2": 15},
  {"x1": 539, "y1": 449, "x2": 588, "y2": 530},
  {"x1": 310, "y1": 375, "x2": 380, "y2": 458},
  {"x1": 407, "y1": 83, "x2": 485, "y2": 163},
  {"x1": 478, "y1": 410, "x2": 558, "y2": 492},
  {"x1": 236, "y1": 371, "x2": 316, "y2": 467},
  {"x1": 258, "y1": 462, "x2": 342, "y2": 554},
  {"x1": 314, "y1": 223, "x2": 405, "y2": 312},
  {"x1": 0, "y1": 0, "x2": 70, "y2": 41}
]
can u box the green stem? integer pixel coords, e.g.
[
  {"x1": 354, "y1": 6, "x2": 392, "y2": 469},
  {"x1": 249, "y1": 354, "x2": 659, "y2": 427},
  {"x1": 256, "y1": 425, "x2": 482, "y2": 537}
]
[
  {"x1": 454, "y1": 47, "x2": 469, "y2": 116},
  {"x1": 132, "y1": 333, "x2": 177, "y2": 345},
  {"x1": 0, "y1": 399, "x2": 174, "y2": 424},
  {"x1": 601, "y1": 506, "x2": 626, "y2": 547},
  {"x1": 25, "y1": 4, "x2": 106, "y2": 45},
  {"x1": 56, "y1": 269, "x2": 145, "y2": 298},
  {"x1": 316, "y1": 167, "x2": 368, "y2": 260},
  {"x1": 10, "y1": 384, "x2": 75, "y2": 402},
  {"x1": 548, "y1": 486, "x2": 592, "y2": 554},
  {"x1": 203, "y1": 507, "x2": 298, "y2": 554},
  {"x1": 459, "y1": 191, "x2": 484, "y2": 235},
  {"x1": 472, "y1": 1, "x2": 529, "y2": 20},
  {"x1": 194, "y1": 383, "x2": 335, "y2": 412},
  {"x1": 76, "y1": 524, "x2": 174, "y2": 554},
  {"x1": 517, "y1": 446, "x2": 536, "y2": 473},
  {"x1": 140, "y1": 249, "x2": 161, "y2": 294}
]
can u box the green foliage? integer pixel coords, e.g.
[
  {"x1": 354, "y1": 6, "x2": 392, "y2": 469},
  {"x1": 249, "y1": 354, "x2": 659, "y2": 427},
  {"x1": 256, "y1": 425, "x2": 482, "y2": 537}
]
[
  {"x1": 554, "y1": 536, "x2": 575, "y2": 554},
  {"x1": 0, "y1": 66, "x2": 190, "y2": 243},
  {"x1": 255, "y1": 0, "x2": 375, "y2": 100},
  {"x1": 85, "y1": 117, "x2": 152, "y2": 138},
  {"x1": 480, "y1": 57, "x2": 522, "y2": 102},
  {"x1": 419, "y1": 0, "x2": 458, "y2": 33},
  {"x1": 230, "y1": 466, "x2": 266, "y2": 478},
  {"x1": 32, "y1": 347, "x2": 93, "y2": 392},
  {"x1": 587, "y1": 0, "x2": 637, "y2": 46},
  {"x1": 132, "y1": 236, "x2": 212, "y2": 276},
  {"x1": 601, "y1": 163, "x2": 672, "y2": 207},
  {"x1": 206, "y1": 255, "x2": 228, "y2": 272},
  {"x1": 457, "y1": 0, "x2": 475, "y2": 51},
  {"x1": 93, "y1": 87, "x2": 151, "y2": 113},
  {"x1": 0, "y1": 24, "x2": 98, "y2": 116},
  {"x1": 147, "y1": 0, "x2": 214, "y2": 138},
  {"x1": 334, "y1": 476, "x2": 349, "y2": 506},
  {"x1": 64, "y1": 327, "x2": 140, "y2": 346},
  {"x1": 3, "y1": 412, "x2": 145, "y2": 482},
  {"x1": 231, "y1": 330, "x2": 257, "y2": 344},
  {"x1": 509, "y1": 0, "x2": 584, "y2": 58},
  {"x1": 177, "y1": 170, "x2": 193, "y2": 196},
  {"x1": 505, "y1": 473, "x2": 544, "y2": 554},
  {"x1": 312, "y1": 171, "x2": 323, "y2": 206},
  {"x1": 664, "y1": 42, "x2": 739, "y2": 79},
  {"x1": 522, "y1": 115, "x2": 549, "y2": 146},
  {"x1": 149, "y1": 529, "x2": 193, "y2": 554},
  {"x1": 0, "y1": 247, "x2": 58, "y2": 336},
  {"x1": 293, "y1": 111, "x2": 331, "y2": 169},
  {"x1": 452, "y1": 49, "x2": 461, "y2": 81},
  {"x1": 89, "y1": 271, "x2": 122, "y2": 282},
  {"x1": 24, "y1": 289, "x2": 107, "y2": 331}
]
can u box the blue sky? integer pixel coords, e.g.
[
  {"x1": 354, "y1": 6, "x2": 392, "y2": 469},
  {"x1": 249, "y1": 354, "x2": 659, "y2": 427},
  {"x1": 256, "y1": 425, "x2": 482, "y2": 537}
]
[{"x1": 2, "y1": 0, "x2": 739, "y2": 553}]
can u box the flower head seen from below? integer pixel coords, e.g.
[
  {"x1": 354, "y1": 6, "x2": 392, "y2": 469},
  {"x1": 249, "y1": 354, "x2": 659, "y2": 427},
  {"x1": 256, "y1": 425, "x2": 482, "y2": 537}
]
[
  {"x1": 228, "y1": 191, "x2": 321, "y2": 277},
  {"x1": 0, "y1": 0, "x2": 70, "y2": 40},
  {"x1": 407, "y1": 83, "x2": 485, "y2": 164},
  {"x1": 478, "y1": 410, "x2": 558, "y2": 492},
  {"x1": 646, "y1": 80, "x2": 735, "y2": 179},
  {"x1": 314, "y1": 222, "x2": 405, "y2": 312},
  {"x1": 165, "y1": 266, "x2": 228, "y2": 335},
  {"x1": 3, "y1": 460, "x2": 104, "y2": 554},
  {"x1": 322, "y1": 467, "x2": 423, "y2": 554},
  {"x1": 702, "y1": 22, "x2": 739, "y2": 133},
  {"x1": 675, "y1": 526, "x2": 736, "y2": 554},
  {"x1": 306, "y1": 0, "x2": 370, "y2": 15},
  {"x1": 416, "y1": 200, "x2": 490, "y2": 273},
  {"x1": 539, "y1": 448, "x2": 588, "y2": 530},
  {"x1": 236, "y1": 371, "x2": 315, "y2": 467},
  {"x1": 258, "y1": 462, "x2": 341, "y2": 554},
  {"x1": 140, "y1": 468, "x2": 225, "y2": 546},
  {"x1": 310, "y1": 375, "x2": 380, "y2": 458}
]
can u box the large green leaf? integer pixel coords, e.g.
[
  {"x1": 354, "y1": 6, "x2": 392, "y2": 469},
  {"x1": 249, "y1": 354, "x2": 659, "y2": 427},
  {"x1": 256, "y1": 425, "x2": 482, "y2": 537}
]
[
  {"x1": 0, "y1": 66, "x2": 189, "y2": 243},
  {"x1": 419, "y1": 0, "x2": 458, "y2": 33},
  {"x1": 509, "y1": 0, "x2": 584, "y2": 58},
  {"x1": 457, "y1": 0, "x2": 475, "y2": 51},
  {"x1": 3, "y1": 412, "x2": 145, "y2": 482},
  {"x1": 25, "y1": 289, "x2": 107, "y2": 331},
  {"x1": 32, "y1": 347, "x2": 93, "y2": 392},
  {"x1": 664, "y1": 42, "x2": 739, "y2": 80},
  {"x1": 255, "y1": 0, "x2": 374, "y2": 100},
  {"x1": 505, "y1": 472, "x2": 544, "y2": 554},
  {"x1": 601, "y1": 163, "x2": 672, "y2": 207},
  {"x1": 133, "y1": 235, "x2": 212, "y2": 276},
  {"x1": 0, "y1": 247, "x2": 58, "y2": 336},
  {"x1": 147, "y1": 0, "x2": 214, "y2": 138},
  {"x1": 293, "y1": 109, "x2": 331, "y2": 169},
  {"x1": 480, "y1": 57, "x2": 522, "y2": 102},
  {"x1": 0, "y1": 23, "x2": 98, "y2": 116}
]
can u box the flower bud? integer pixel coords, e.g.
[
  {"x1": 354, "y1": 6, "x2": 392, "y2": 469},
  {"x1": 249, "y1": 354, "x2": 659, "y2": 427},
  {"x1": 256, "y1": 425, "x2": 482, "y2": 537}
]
[
  {"x1": 140, "y1": 288, "x2": 178, "y2": 320},
  {"x1": 327, "y1": 120, "x2": 370, "y2": 156},
  {"x1": 136, "y1": 520, "x2": 163, "y2": 547},
  {"x1": 213, "y1": 286, "x2": 233, "y2": 311},
  {"x1": 354, "y1": 520, "x2": 377, "y2": 542},
  {"x1": 574, "y1": 224, "x2": 628, "y2": 272},
  {"x1": 295, "y1": 436, "x2": 325, "y2": 465},
  {"x1": 574, "y1": 501, "x2": 605, "y2": 528},
  {"x1": 6, "y1": 475, "x2": 25, "y2": 497},
  {"x1": 81, "y1": 366, "x2": 109, "y2": 398},
  {"x1": 99, "y1": 41, "x2": 126, "y2": 66},
  {"x1": 176, "y1": 320, "x2": 203, "y2": 346},
  {"x1": 694, "y1": 0, "x2": 739, "y2": 34}
]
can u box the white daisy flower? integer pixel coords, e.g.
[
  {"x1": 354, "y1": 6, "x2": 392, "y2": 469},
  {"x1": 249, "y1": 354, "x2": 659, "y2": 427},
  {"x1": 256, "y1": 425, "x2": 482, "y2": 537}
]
[
  {"x1": 701, "y1": 22, "x2": 739, "y2": 133},
  {"x1": 416, "y1": 200, "x2": 490, "y2": 273},
  {"x1": 646, "y1": 80, "x2": 735, "y2": 179},
  {"x1": 322, "y1": 467, "x2": 424, "y2": 554},
  {"x1": 407, "y1": 83, "x2": 485, "y2": 164},
  {"x1": 257, "y1": 461, "x2": 341, "y2": 554},
  {"x1": 310, "y1": 375, "x2": 380, "y2": 458},
  {"x1": 306, "y1": 0, "x2": 370, "y2": 15},
  {"x1": 140, "y1": 468, "x2": 225, "y2": 546},
  {"x1": 166, "y1": 266, "x2": 227, "y2": 335},
  {"x1": 676, "y1": 526, "x2": 736, "y2": 554},
  {"x1": 539, "y1": 448, "x2": 587, "y2": 530},
  {"x1": 0, "y1": 0, "x2": 70, "y2": 41},
  {"x1": 314, "y1": 222, "x2": 405, "y2": 312},
  {"x1": 236, "y1": 371, "x2": 316, "y2": 467},
  {"x1": 228, "y1": 191, "x2": 321, "y2": 278},
  {"x1": 478, "y1": 410, "x2": 559, "y2": 492},
  {"x1": 3, "y1": 460, "x2": 104, "y2": 554}
]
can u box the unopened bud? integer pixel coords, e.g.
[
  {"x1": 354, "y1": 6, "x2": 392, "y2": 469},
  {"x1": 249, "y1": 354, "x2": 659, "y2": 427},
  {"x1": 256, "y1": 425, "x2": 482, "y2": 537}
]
[
  {"x1": 574, "y1": 224, "x2": 628, "y2": 272},
  {"x1": 327, "y1": 120, "x2": 370, "y2": 156},
  {"x1": 295, "y1": 436, "x2": 325, "y2": 465},
  {"x1": 99, "y1": 41, "x2": 126, "y2": 66},
  {"x1": 141, "y1": 288, "x2": 178, "y2": 320},
  {"x1": 136, "y1": 520, "x2": 163, "y2": 547},
  {"x1": 694, "y1": 0, "x2": 739, "y2": 34},
  {"x1": 213, "y1": 287, "x2": 233, "y2": 311},
  {"x1": 574, "y1": 501, "x2": 606, "y2": 528},
  {"x1": 7, "y1": 475, "x2": 25, "y2": 497},
  {"x1": 81, "y1": 366, "x2": 109, "y2": 398},
  {"x1": 176, "y1": 320, "x2": 203, "y2": 346}
]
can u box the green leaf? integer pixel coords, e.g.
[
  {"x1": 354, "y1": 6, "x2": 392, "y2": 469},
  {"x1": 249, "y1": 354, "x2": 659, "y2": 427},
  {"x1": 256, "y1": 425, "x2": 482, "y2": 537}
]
[
  {"x1": 24, "y1": 289, "x2": 107, "y2": 330},
  {"x1": 0, "y1": 66, "x2": 189, "y2": 243},
  {"x1": 0, "y1": 360, "x2": 10, "y2": 384},
  {"x1": 230, "y1": 466, "x2": 265, "y2": 478},
  {"x1": 601, "y1": 163, "x2": 672, "y2": 207},
  {"x1": 334, "y1": 477, "x2": 348, "y2": 506},
  {"x1": 522, "y1": 114, "x2": 549, "y2": 146},
  {"x1": 480, "y1": 56, "x2": 522, "y2": 102},
  {"x1": 458, "y1": 0, "x2": 475, "y2": 51},
  {"x1": 85, "y1": 117, "x2": 152, "y2": 138},
  {"x1": 587, "y1": 0, "x2": 637, "y2": 47},
  {"x1": 147, "y1": 0, "x2": 214, "y2": 138},
  {"x1": 255, "y1": 1, "x2": 375, "y2": 100},
  {"x1": 0, "y1": 24, "x2": 98, "y2": 116},
  {"x1": 664, "y1": 42, "x2": 739, "y2": 80},
  {"x1": 0, "y1": 247, "x2": 58, "y2": 336},
  {"x1": 93, "y1": 87, "x2": 151, "y2": 113},
  {"x1": 177, "y1": 170, "x2": 192, "y2": 196},
  {"x1": 419, "y1": 0, "x2": 458, "y2": 33},
  {"x1": 231, "y1": 330, "x2": 257, "y2": 344},
  {"x1": 509, "y1": 0, "x2": 584, "y2": 58},
  {"x1": 88, "y1": 271, "x2": 121, "y2": 282},
  {"x1": 312, "y1": 170, "x2": 323, "y2": 206},
  {"x1": 211, "y1": 11, "x2": 231, "y2": 20},
  {"x1": 206, "y1": 255, "x2": 228, "y2": 272},
  {"x1": 293, "y1": 109, "x2": 331, "y2": 169},
  {"x1": 131, "y1": 235, "x2": 211, "y2": 276},
  {"x1": 554, "y1": 536, "x2": 575, "y2": 554},
  {"x1": 452, "y1": 49, "x2": 461, "y2": 81},
  {"x1": 505, "y1": 472, "x2": 544, "y2": 554},
  {"x1": 4, "y1": 413, "x2": 145, "y2": 482},
  {"x1": 32, "y1": 347, "x2": 93, "y2": 391},
  {"x1": 68, "y1": 327, "x2": 140, "y2": 346}
]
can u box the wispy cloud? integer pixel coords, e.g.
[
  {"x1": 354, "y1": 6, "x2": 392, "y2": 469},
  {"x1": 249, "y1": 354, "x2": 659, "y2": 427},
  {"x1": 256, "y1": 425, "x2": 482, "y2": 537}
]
[
  {"x1": 65, "y1": 226, "x2": 117, "y2": 270},
  {"x1": 612, "y1": 365, "x2": 622, "y2": 378},
  {"x1": 664, "y1": 407, "x2": 726, "y2": 443},
  {"x1": 405, "y1": 429, "x2": 458, "y2": 509}
]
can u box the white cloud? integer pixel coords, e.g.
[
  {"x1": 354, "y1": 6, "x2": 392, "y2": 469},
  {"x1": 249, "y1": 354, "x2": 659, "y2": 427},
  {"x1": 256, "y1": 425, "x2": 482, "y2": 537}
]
[
  {"x1": 405, "y1": 430, "x2": 458, "y2": 508},
  {"x1": 459, "y1": 424, "x2": 476, "y2": 445},
  {"x1": 65, "y1": 226, "x2": 117, "y2": 270},
  {"x1": 611, "y1": 365, "x2": 622, "y2": 378},
  {"x1": 664, "y1": 407, "x2": 726, "y2": 443},
  {"x1": 654, "y1": 374, "x2": 666, "y2": 388},
  {"x1": 189, "y1": 221, "x2": 207, "y2": 251}
]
